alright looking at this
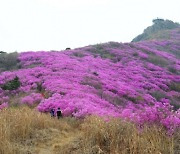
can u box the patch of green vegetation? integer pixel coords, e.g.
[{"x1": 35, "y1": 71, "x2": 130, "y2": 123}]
[
  {"x1": 148, "y1": 54, "x2": 169, "y2": 67},
  {"x1": 147, "y1": 30, "x2": 171, "y2": 40},
  {"x1": 1, "y1": 76, "x2": 21, "y2": 91},
  {"x1": 88, "y1": 44, "x2": 116, "y2": 60},
  {"x1": 124, "y1": 95, "x2": 144, "y2": 104},
  {"x1": 26, "y1": 63, "x2": 42, "y2": 69},
  {"x1": 0, "y1": 52, "x2": 20, "y2": 72},
  {"x1": 81, "y1": 76, "x2": 102, "y2": 89},
  {"x1": 168, "y1": 66, "x2": 179, "y2": 74},
  {"x1": 73, "y1": 52, "x2": 85, "y2": 58},
  {"x1": 136, "y1": 95, "x2": 145, "y2": 101},
  {"x1": 130, "y1": 45, "x2": 155, "y2": 55},
  {"x1": 169, "y1": 82, "x2": 180, "y2": 92},
  {"x1": 108, "y1": 42, "x2": 121, "y2": 48},
  {"x1": 170, "y1": 98, "x2": 180, "y2": 111},
  {"x1": 151, "y1": 91, "x2": 167, "y2": 101},
  {"x1": 157, "y1": 45, "x2": 180, "y2": 58}
]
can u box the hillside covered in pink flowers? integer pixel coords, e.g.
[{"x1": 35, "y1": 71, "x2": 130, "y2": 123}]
[{"x1": 0, "y1": 19, "x2": 180, "y2": 133}]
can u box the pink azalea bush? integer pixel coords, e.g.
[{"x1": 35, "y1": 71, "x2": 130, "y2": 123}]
[
  {"x1": 0, "y1": 102, "x2": 8, "y2": 110},
  {"x1": 21, "y1": 93, "x2": 43, "y2": 106}
]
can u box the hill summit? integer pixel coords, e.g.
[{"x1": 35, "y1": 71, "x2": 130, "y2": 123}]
[{"x1": 132, "y1": 18, "x2": 180, "y2": 42}]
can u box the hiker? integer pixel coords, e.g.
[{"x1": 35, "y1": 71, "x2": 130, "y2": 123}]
[
  {"x1": 50, "y1": 109, "x2": 55, "y2": 117},
  {"x1": 56, "y1": 107, "x2": 62, "y2": 119}
]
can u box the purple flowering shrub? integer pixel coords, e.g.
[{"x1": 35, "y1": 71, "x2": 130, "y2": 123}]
[
  {"x1": 0, "y1": 28, "x2": 180, "y2": 133},
  {"x1": 21, "y1": 93, "x2": 43, "y2": 106},
  {"x1": 0, "y1": 88, "x2": 9, "y2": 109},
  {"x1": 0, "y1": 102, "x2": 8, "y2": 110}
]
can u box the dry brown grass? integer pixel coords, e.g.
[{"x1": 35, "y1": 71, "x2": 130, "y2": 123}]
[
  {"x1": 77, "y1": 116, "x2": 174, "y2": 154},
  {"x1": 0, "y1": 107, "x2": 74, "y2": 154},
  {"x1": 0, "y1": 108, "x2": 179, "y2": 154}
]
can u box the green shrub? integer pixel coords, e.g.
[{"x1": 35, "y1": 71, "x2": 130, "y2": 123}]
[
  {"x1": 151, "y1": 91, "x2": 167, "y2": 101},
  {"x1": 169, "y1": 82, "x2": 180, "y2": 92},
  {"x1": 1, "y1": 76, "x2": 21, "y2": 91}
]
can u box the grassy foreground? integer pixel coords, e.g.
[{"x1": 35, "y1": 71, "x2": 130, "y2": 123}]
[{"x1": 0, "y1": 107, "x2": 179, "y2": 154}]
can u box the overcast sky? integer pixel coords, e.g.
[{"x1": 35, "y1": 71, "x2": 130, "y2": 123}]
[{"x1": 0, "y1": 0, "x2": 179, "y2": 52}]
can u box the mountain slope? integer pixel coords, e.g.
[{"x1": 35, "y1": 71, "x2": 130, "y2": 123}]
[{"x1": 0, "y1": 20, "x2": 180, "y2": 132}]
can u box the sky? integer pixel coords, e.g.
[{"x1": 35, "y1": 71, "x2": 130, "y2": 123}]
[{"x1": 0, "y1": 0, "x2": 179, "y2": 53}]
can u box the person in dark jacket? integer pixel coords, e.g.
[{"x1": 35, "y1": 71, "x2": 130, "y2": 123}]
[
  {"x1": 50, "y1": 109, "x2": 55, "y2": 117},
  {"x1": 56, "y1": 107, "x2": 62, "y2": 119}
]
